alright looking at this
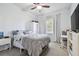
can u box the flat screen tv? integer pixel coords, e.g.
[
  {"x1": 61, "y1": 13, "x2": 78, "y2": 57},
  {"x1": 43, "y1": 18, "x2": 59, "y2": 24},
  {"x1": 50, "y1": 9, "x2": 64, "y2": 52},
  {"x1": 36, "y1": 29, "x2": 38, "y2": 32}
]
[{"x1": 71, "y1": 4, "x2": 79, "y2": 32}]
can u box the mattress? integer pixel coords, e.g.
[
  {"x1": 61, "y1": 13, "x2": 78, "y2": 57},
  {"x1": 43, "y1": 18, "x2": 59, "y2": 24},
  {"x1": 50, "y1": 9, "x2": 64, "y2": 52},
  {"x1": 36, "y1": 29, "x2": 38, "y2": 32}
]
[{"x1": 22, "y1": 34, "x2": 50, "y2": 56}]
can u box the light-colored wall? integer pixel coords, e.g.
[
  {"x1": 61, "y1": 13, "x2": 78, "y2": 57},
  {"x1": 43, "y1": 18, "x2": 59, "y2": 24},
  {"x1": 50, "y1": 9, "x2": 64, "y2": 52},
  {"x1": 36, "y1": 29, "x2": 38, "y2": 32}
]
[
  {"x1": 56, "y1": 3, "x2": 78, "y2": 41},
  {"x1": 37, "y1": 8, "x2": 71, "y2": 41},
  {"x1": 0, "y1": 4, "x2": 32, "y2": 36},
  {"x1": 0, "y1": 3, "x2": 77, "y2": 41},
  {"x1": 60, "y1": 9, "x2": 71, "y2": 31},
  {"x1": 37, "y1": 4, "x2": 77, "y2": 41},
  {"x1": 69, "y1": 3, "x2": 78, "y2": 16}
]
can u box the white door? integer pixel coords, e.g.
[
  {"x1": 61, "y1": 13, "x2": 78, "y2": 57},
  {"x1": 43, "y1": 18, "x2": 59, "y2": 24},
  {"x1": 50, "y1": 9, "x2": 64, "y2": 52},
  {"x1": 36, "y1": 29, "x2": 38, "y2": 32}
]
[{"x1": 33, "y1": 22, "x2": 39, "y2": 34}]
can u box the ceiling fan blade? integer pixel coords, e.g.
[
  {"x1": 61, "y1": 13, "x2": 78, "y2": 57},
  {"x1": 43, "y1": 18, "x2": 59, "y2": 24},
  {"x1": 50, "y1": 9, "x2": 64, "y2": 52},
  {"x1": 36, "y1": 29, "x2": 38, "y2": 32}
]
[
  {"x1": 31, "y1": 7, "x2": 37, "y2": 10},
  {"x1": 42, "y1": 5, "x2": 50, "y2": 8},
  {"x1": 33, "y1": 3, "x2": 40, "y2": 5}
]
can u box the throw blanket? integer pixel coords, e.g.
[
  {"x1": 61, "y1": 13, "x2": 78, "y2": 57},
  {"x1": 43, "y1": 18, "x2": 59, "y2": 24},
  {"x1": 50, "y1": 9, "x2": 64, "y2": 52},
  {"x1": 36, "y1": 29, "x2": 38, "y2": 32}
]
[{"x1": 22, "y1": 35, "x2": 50, "y2": 56}]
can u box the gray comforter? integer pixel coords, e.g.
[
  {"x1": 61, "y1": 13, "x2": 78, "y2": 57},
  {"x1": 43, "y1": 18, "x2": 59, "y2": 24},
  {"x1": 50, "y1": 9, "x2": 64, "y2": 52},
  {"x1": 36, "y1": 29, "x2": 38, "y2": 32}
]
[{"x1": 22, "y1": 35, "x2": 50, "y2": 56}]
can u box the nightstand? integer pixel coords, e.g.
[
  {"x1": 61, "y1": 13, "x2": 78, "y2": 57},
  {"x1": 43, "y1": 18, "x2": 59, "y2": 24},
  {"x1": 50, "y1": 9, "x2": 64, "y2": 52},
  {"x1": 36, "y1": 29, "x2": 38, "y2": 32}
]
[{"x1": 0, "y1": 37, "x2": 11, "y2": 51}]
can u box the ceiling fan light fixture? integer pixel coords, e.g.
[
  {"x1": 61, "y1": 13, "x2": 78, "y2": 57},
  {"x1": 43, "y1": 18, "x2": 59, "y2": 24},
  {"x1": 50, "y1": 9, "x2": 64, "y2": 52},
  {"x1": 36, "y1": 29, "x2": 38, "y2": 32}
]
[{"x1": 37, "y1": 5, "x2": 42, "y2": 9}]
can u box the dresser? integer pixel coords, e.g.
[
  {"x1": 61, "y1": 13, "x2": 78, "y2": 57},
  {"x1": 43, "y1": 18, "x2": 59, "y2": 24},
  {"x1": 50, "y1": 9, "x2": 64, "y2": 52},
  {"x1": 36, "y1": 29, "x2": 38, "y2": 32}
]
[{"x1": 67, "y1": 31, "x2": 79, "y2": 56}]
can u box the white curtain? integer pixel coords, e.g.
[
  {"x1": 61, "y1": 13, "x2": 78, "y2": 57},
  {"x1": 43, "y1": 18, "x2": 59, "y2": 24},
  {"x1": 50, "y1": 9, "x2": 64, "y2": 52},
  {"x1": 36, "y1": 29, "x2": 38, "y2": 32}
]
[{"x1": 33, "y1": 22, "x2": 39, "y2": 34}]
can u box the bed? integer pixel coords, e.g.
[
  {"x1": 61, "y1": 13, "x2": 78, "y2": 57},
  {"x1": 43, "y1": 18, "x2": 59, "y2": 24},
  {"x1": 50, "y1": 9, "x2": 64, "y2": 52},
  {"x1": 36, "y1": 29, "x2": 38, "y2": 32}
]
[
  {"x1": 13, "y1": 31, "x2": 50, "y2": 56},
  {"x1": 22, "y1": 34, "x2": 50, "y2": 56}
]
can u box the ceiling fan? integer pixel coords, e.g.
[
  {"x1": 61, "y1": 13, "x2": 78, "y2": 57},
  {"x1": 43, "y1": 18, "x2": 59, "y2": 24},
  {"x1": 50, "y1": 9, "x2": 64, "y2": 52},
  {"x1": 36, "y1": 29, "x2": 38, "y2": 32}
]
[{"x1": 31, "y1": 3, "x2": 50, "y2": 10}]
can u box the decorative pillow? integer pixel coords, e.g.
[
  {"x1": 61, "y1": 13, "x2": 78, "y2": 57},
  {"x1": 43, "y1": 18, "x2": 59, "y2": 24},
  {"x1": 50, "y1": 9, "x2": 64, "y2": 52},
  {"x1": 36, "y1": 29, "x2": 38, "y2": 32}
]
[
  {"x1": 0, "y1": 32, "x2": 4, "y2": 39},
  {"x1": 12, "y1": 30, "x2": 19, "y2": 35}
]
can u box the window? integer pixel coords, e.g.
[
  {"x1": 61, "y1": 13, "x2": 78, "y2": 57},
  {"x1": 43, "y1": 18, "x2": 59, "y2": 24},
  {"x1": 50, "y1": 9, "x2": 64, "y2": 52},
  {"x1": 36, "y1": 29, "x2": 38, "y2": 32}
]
[{"x1": 46, "y1": 17, "x2": 54, "y2": 33}]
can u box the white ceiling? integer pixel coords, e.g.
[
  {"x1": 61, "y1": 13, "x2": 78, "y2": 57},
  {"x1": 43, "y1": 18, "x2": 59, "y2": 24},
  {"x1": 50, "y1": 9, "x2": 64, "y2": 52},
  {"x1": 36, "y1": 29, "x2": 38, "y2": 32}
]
[{"x1": 14, "y1": 3, "x2": 72, "y2": 14}]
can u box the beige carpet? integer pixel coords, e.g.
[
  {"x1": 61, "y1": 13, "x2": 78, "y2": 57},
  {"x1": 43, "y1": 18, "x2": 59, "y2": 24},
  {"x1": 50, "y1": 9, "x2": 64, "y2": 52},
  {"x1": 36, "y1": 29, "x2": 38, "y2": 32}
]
[
  {"x1": 0, "y1": 42, "x2": 68, "y2": 56},
  {"x1": 46, "y1": 42, "x2": 68, "y2": 56}
]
